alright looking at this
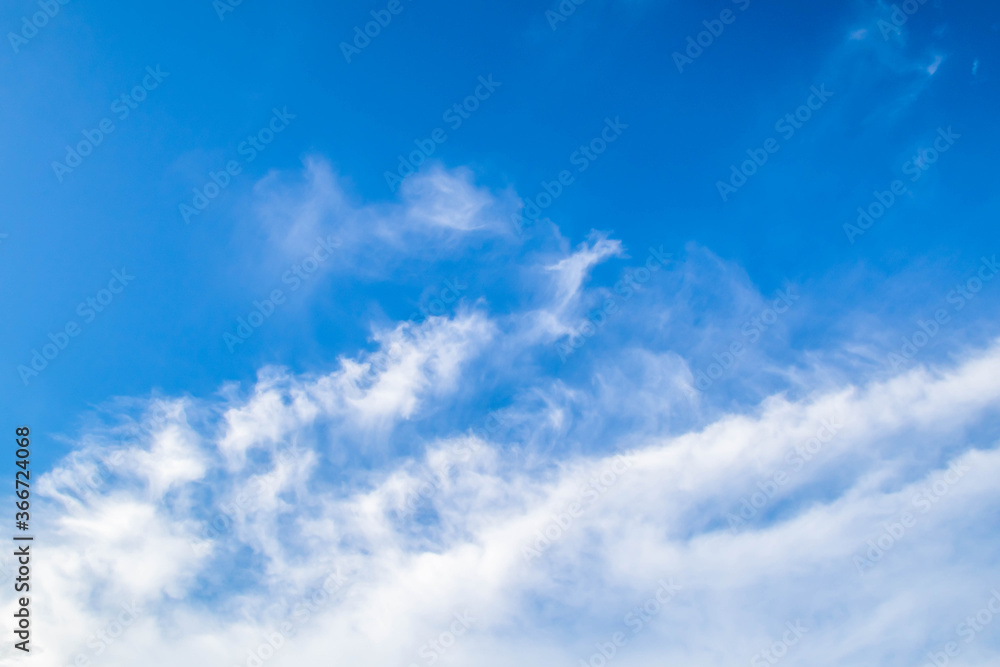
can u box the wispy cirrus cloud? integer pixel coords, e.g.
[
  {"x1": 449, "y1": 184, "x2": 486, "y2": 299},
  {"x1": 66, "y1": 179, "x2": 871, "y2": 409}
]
[{"x1": 9, "y1": 251, "x2": 1000, "y2": 666}]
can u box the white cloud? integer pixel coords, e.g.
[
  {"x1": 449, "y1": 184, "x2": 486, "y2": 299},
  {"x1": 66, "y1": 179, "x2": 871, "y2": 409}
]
[
  {"x1": 217, "y1": 311, "x2": 494, "y2": 466},
  {"x1": 247, "y1": 160, "x2": 518, "y2": 276},
  {"x1": 400, "y1": 166, "x2": 498, "y2": 232},
  {"x1": 9, "y1": 300, "x2": 1000, "y2": 666}
]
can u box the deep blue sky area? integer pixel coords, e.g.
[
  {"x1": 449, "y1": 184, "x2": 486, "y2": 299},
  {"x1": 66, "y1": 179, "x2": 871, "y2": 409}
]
[{"x1": 1, "y1": 0, "x2": 998, "y2": 471}]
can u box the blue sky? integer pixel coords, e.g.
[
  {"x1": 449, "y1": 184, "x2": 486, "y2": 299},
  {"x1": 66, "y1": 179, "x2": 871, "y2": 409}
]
[{"x1": 2, "y1": 0, "x2": 1000, "y2": 665}]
